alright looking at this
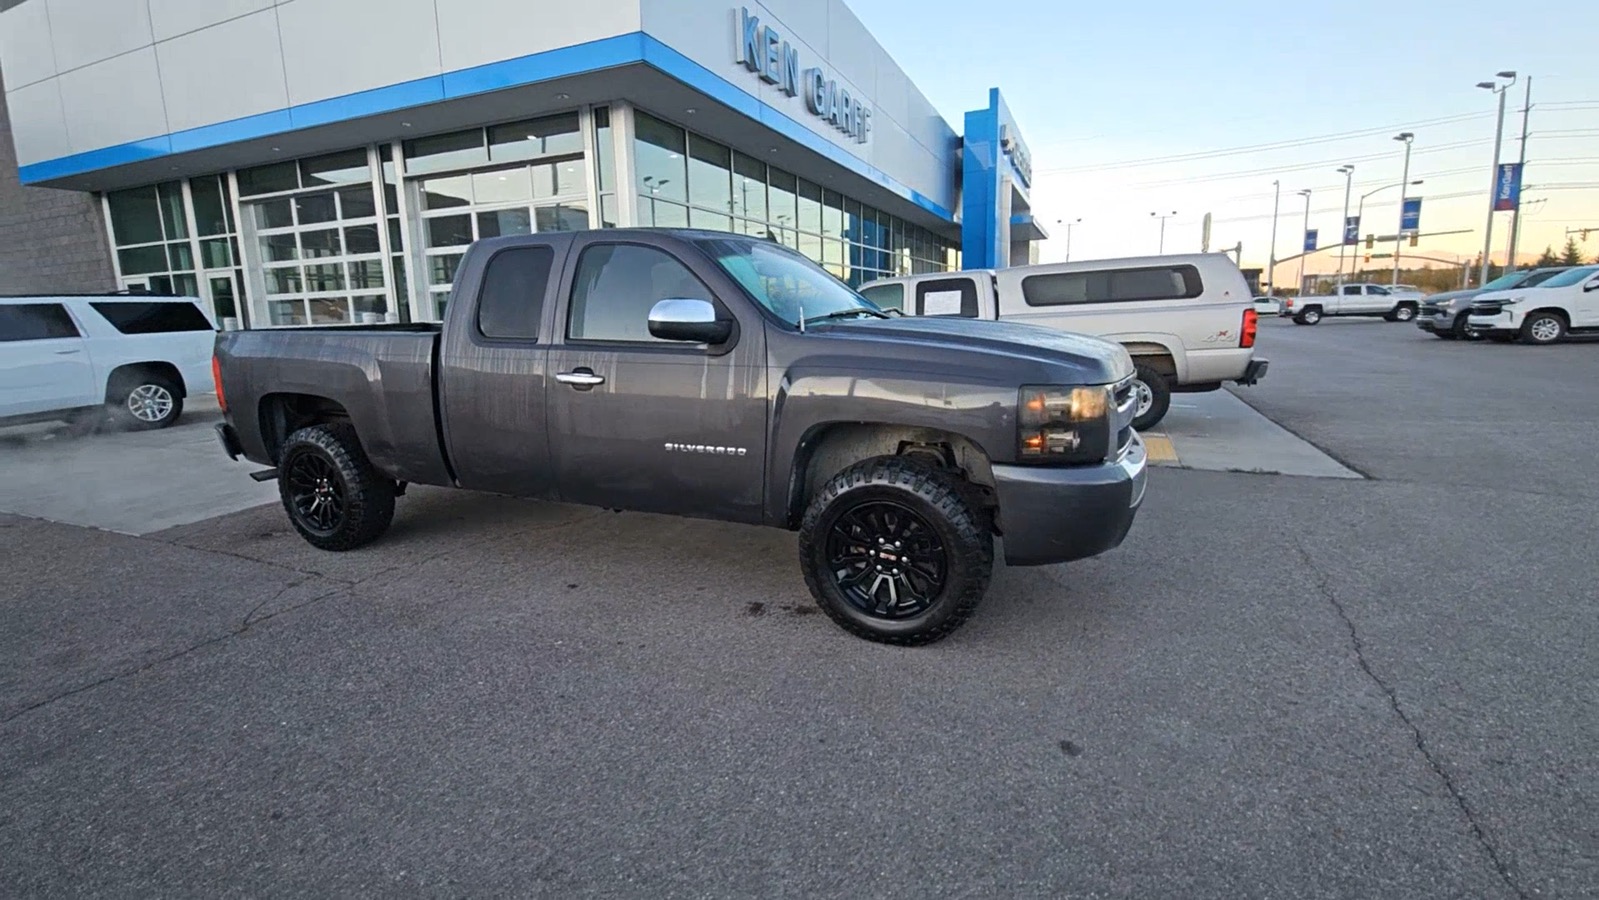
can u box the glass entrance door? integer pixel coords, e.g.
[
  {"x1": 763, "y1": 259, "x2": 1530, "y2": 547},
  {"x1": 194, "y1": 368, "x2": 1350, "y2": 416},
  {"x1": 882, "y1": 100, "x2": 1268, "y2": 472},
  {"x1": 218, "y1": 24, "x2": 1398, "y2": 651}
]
[{"x1": 415, "y1": 156, "x2": 590, "y2": 320}]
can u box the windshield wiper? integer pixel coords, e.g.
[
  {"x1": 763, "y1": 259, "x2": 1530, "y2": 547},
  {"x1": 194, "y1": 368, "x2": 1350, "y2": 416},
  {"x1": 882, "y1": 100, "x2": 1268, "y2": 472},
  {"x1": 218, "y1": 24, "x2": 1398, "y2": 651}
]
[{"x1": 801, "y1": 308, "x2": 890, "y2": 327}]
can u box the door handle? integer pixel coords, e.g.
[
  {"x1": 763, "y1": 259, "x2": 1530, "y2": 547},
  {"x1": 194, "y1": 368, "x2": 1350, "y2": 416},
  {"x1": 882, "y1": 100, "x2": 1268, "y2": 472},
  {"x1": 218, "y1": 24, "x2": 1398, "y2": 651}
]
[
  {"x1": 54, "y1": 349, "x2": 82, "y2": 355},
  {"x1": 556, "y1": 370, "x2": 606, "y2": 387}
]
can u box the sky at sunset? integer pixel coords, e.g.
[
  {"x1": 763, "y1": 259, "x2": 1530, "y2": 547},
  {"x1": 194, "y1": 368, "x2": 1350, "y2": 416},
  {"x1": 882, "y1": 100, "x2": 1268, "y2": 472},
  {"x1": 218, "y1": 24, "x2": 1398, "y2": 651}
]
[{"x1": 847, "y1": 0, "x2": 1599, "y2": 285}]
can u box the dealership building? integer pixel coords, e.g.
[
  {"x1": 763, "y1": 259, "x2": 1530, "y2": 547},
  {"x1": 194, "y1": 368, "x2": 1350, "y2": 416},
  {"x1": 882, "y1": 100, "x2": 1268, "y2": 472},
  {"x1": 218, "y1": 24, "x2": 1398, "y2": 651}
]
[{"x1": 0, "y1": 0, "x2": 1042, "y2": 328}]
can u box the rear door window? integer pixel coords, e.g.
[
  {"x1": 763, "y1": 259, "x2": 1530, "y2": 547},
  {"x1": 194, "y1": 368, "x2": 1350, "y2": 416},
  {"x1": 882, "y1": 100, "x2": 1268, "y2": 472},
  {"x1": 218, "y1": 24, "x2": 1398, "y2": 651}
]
[
  {"x1": 914, "y1": 277, "x2": 980, "y2": 317},
  {"x1": 90, "y1": 301, "x2": 213, "y2": 334},
  {"x1": 0, "y1": 303, "x2": 81, "y2": 342},
  {"x1": 1021, "y1": 265, "x2": 1203, "y2": 306},
  {"x1": 476, "y1": 246, "x2": 555, "y2": 341}
]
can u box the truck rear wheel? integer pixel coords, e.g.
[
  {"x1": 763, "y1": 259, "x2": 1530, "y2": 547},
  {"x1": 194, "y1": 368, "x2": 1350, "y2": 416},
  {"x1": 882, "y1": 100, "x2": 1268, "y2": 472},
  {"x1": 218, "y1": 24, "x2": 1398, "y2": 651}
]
[
  {"x1": 1131, "y1": 364, "x2": 1172, "y2": 431},
  {"x1": 278, "y1": 423, "x2": 395, "y2": 551},
  {"x1": 1294, "y1": 306, "x2": 1323, "y2": 325},
  {"x1": 798, "y1": 457, "x2": 992, "y2": 645}
]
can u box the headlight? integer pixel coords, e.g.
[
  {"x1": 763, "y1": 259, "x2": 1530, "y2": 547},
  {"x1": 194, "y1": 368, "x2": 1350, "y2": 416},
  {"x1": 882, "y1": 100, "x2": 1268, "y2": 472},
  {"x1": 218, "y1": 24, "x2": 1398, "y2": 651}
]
[{"x1": 1018, "y1": 385, "x2": 1112, "y2": 465}]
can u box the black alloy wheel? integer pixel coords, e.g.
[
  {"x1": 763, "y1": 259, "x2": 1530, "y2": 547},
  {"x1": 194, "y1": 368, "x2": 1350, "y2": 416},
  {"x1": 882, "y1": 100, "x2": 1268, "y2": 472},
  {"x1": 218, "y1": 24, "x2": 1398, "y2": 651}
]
[
  {"x1": 285, "y1": 452, "x2": 346, "y2": 537},
  {"x1": 824, "y1": 500, "x2": 948, "y2": 619}
]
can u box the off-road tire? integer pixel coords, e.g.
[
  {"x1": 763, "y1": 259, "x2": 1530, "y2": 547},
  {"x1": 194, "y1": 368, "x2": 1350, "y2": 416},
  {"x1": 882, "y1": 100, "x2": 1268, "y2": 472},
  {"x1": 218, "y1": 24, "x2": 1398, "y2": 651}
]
[
  {"x1": 1131, "y1": 363, "x2": 1172, "y2": 431},
  {"x1": 1294, "y1": 306, "x2": 1323, "y2": 325},
  {"x1": 277, "y1": 423, "x2": 395, "y2": 551},
  {"x1": 798, "y1": 456, "x2": 992, "y2": 646},
  {"x1": 1519, "y1": 311, "x2": 1566, "y2": 345},
  {"x1": 109, "y1": 372, "x2": 183, "y2": 430}
]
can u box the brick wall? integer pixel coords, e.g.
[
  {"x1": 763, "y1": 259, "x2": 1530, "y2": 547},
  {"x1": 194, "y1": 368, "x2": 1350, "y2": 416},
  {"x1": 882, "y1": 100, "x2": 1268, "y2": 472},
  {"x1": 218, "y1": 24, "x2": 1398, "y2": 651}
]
[{"x1": 0, "y1": 70, "x2": 116, "y2": 294}]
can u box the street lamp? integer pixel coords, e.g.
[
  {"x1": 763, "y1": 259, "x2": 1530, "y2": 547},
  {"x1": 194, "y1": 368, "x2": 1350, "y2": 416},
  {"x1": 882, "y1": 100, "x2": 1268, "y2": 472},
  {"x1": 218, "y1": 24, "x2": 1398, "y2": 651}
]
[
  {"x1": 1267, "y1": 181, "x2": 1281, "y2": 293},
  {"x1": 1336, "y1": 165, "x2": 1354, "y2": 291},
  {"x1": 1056, "y1": 217, "x2": 1082, "y2": 261},
  {"x1": 1297, "y1": 189, "x2": 1312, "y2": 295},
  {"x1": 1354, "y1": 179, "x2": 1422, "y2": 278},
  {"x1": 1151, "y1": 211, "x2": 1177, "y2": 255},
  {"x1": 1393, "y1": 132, "x2": 1415, "y2": 286},
  {"x1": 1477, "y1": 70, "x2": 1517, "y2": 287}
]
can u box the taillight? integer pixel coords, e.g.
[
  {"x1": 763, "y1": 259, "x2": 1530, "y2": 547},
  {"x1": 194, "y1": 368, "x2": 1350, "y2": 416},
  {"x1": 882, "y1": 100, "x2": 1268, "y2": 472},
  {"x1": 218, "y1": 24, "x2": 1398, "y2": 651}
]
[
  {"x1": 212, "y1": 355, "x2": 227, "y2": 412},
  {"x1": 1241, "y1": 308, "x2": 1258, "y2": 348}
]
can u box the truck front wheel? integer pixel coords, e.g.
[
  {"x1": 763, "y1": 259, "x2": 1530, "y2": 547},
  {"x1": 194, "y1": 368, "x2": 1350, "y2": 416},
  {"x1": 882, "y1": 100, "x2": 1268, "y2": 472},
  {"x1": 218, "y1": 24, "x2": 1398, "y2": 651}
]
[
  {"x1": 798, "y1": 457, "x2": 992, "y2": 645},
  {"x1": 277, "y1": 423, "x2": 395, "y2": 551}
]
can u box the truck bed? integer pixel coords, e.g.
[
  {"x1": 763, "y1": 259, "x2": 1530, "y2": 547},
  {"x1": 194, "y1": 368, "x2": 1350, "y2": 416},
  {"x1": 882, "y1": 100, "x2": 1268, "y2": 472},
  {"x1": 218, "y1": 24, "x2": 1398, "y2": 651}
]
[{"x1": 214, "y1": 325, "x2": 453, "y2": 486}]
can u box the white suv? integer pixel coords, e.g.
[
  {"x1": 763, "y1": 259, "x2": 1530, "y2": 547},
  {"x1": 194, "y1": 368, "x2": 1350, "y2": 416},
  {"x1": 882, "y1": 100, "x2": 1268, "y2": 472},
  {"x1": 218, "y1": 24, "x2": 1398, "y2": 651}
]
[
  {"x1": 1466, "y1": 265, "x2": 1599, "y2": 344},
  {"x1": 0, "y1": 295, "x2": 216, "y2": 429}
]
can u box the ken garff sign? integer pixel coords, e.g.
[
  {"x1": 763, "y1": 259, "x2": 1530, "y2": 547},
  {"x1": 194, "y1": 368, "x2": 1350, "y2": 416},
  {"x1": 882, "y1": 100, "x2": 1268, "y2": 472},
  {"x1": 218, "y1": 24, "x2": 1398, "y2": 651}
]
[
  {"x1": 1494, "y1": 162, "x2": 1523, "y2": 211},
  {"x1": 735, "y1": 7, "x2": 871, "y2": 144}
]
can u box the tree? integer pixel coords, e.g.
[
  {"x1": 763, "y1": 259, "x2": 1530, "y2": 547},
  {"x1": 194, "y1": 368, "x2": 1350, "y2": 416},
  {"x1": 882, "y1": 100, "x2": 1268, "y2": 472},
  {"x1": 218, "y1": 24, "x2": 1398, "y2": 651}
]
[
  {"x1": 1536, "y1": 245, "x2": 1561, "y2": 267},
  {"x1": 1561, "y1": 237, "x2": 1585, "y2": 266}
]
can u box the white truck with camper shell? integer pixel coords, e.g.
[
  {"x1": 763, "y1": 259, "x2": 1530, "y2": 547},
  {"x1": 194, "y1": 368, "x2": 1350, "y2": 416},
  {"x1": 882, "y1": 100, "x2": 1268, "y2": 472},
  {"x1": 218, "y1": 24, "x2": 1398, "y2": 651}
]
[
  {"x1": 0, "y1": 294, "x2": 216, "y2": 430},
  {"x1": 1281, "y1": 282, "x2": 1424, "y2": 325},
  {"x1": 859, "y1": 253, "x2": 1267, "y2": 430}
]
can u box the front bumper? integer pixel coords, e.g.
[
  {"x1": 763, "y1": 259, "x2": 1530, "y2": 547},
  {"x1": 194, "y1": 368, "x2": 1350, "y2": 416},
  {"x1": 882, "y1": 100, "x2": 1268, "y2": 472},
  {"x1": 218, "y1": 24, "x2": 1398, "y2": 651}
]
[
  {"x1": 991, "y1": 432, "x2": 1148, "y2": 566},
  {"x1": 1467, "y1": 309, "x2": 1517, "y2": 335},
  {"x1": 1416, "y1": 311, "x2": 1459, "y2": 333}
]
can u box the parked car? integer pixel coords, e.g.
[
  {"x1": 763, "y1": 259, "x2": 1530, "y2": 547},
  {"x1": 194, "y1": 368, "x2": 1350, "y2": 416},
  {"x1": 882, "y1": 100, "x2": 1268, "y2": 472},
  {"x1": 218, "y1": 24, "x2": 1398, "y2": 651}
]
[
  {"x1": 1466, "y1": 264, "x2": 1599, "y2": 344},
  {"x1": 1416, "y1": 268, "x2": 1567, "y2": 339},
  {"x1": 0, "y1": 294, "x2": 215, "y2": 429},
  {"x1": 858, "y1": 254, "x2": 1267, "y2": 431},
  {"x1": 1252, "y1": 296, "x2": 1283, "y2": 315},
  {"x1": 1281, "y1": 283, "x2": 1424, "y2": 325},
  {"x1": 213, "y1": 229, "x2": 1149, "y2": 645}
]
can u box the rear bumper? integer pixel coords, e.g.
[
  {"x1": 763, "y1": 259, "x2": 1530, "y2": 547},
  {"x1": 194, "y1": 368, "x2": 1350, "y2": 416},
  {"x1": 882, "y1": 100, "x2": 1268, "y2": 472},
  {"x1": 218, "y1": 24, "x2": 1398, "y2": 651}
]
[
  {"x1": 215, "y1": 422, "x2": 243, "y2": 460},
  {"x1": 1236, "y1": 358, "x2": 1269, "y2": 385},
  {"x1": 991, "y1": 433, "x2": 1148, "y2": 566}
]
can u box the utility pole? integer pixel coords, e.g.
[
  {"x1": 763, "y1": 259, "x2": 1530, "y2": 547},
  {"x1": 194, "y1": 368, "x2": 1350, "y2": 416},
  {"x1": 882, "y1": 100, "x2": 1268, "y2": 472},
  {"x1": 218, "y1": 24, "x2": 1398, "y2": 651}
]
[
  {"x1": 1151, "y1": 211, "x2": 1176, "y2": 255},
  {"x1": 1478, "y1": 71, "x2": 1517, "y2": 287},
  {"x1": 1267, "y1": 180, "x2": 1280, "y2": 293},
  {"x1": 1506, "y1": 76, "x2": 1532, "y2": 270},
  {"x1": 1057, "y1": 218, "x2": 1081, "y2": 262},
  {"x1": 1336, "y1": 165, "x2": 1354, "y2": 291},
  {"x1": 1297, "y1": 189, "x2": 1312, "y2": 295},
  {"x1": 1392, "y1": 133, "x2": 1413, "y2": 285}
]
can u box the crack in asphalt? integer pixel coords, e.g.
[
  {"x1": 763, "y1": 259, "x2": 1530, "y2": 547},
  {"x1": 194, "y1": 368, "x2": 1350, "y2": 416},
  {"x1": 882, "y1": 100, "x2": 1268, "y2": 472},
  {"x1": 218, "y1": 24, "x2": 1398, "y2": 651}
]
[
  {"x1": 1, "y1": 581, "x2": 348, "y2": 727},
  {"x1": 1291, "y1": 537, "x2": 1529, "y2": 900}
]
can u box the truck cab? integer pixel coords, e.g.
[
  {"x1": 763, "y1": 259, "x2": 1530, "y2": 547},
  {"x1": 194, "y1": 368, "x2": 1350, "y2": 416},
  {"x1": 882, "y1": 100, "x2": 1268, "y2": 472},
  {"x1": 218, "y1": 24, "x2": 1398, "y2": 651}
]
[{"x1": 1283, "y1": 283, "x2": 1423, "y2": 325}]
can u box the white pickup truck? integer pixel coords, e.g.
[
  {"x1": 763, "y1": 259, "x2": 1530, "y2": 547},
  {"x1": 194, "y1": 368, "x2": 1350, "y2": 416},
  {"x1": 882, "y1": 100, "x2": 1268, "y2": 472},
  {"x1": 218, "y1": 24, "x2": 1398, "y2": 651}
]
[
  {"x1": 1281, "y1": 283, "x2": 1424, "y2": 325},
  {"x1": 0, "y1": 294, "x2": 216, "y2": 429},
  {"x1": 859, "y1": 254, "x2": 1267, "y2": 430}
]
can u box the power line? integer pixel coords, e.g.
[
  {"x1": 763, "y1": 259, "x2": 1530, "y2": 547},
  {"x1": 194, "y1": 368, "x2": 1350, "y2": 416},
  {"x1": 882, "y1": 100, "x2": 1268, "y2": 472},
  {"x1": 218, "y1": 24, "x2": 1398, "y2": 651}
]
[
  {"x1": 1108, "y1": 139, "x2": 1490, "y2": 190},
  {"x1": 1037, "y1": 110, "x2": 1493, "y2": 175}
]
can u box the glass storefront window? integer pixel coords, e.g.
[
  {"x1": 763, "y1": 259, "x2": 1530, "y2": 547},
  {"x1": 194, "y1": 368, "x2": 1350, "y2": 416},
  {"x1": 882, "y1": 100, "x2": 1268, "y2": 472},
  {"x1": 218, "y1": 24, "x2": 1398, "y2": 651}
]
[
  {"x1": 300, "y1": 149, "x2": 370, "y2": 187},
  {"x1": 797, "y1": 179, "x2": 822, "y2": 236},
  {"x1": 533, "y1": 159, "x2": 586, "y2": 199},
  {"x1": 405, "y1": 129, "x2": 488, "y2": 175},
  {"x1": 117, "y1": 245, "x2": 167, "y2": 275},
  {"x1": 768, "y1": 169, "x2": 797, "y2": 240},
  {"x1": 536, "y1": 203, "x2": 591, "y2": 233},
  {"x1": 107, "y1": 188, "x2": 164, "y2": 245},
  {"x1": 488, "y1": 112, "x2": 582, "y2": 163},
  {"x1": 254, "y1": 198, "x2": 294, "y2": 229},
  {"x1": 478, "y1": 209, "x2": 533, "y2": 238},
  {"x1": 191, "y1": 176, "x2": 233, "y2": 236},
  {"x1": 634, "y1": 111, "x2": 687, "y2": 206},
  {"x1": 822, "y1": 190, "x2": 843, "y2": 240},
  {"x1": 158, "y1": 182, "x2": 188, "y2": 239},
  {"x1": 238, "y1": 161, "x2": 300, "y2": 197},
  {"x1": 421, "y1": 174, "x2": 473, "y2": 210},
  {"x1": 689, "y1": 208, "x2": 732, "y2": 232},
  {"x1": 688, "y1": 136, "x2": 731, "y2": 213},
  {"x1": 343, "y1": 224, "x2": 381, "y2": 254},
  {"x1": 473, "y1": 168, "x2": 532, "y2": 206},
  {"x1": 732, "y1": 153, "x2": 766, "y2": 222}
]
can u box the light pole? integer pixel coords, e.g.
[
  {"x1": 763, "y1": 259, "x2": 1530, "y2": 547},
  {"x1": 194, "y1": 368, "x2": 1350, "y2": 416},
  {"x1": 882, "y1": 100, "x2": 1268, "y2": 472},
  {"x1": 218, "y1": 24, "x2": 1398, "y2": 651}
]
[
  {"x1": 1506, "y1": 76, "x2": 1533, "y2": 270},
  {"x1": 1392, "y1": 132, "x2": 1414, "y2": 285},
  {"x1": 1355, "y1": 178, "x2": 1422, "y2": 278},
  {"x1": 1151, "y1": 211, "x2": 1176, "y2": 254},
  {"x1": 1335, "y1": 164, "x2": 1354, "y2": 291},
  {"x1": 1056, "y1": 217, "x2": 1082, "y2": 261},
  {"x1": 1297, "y1": 189, "x2": 1312, "y2": 295},
  {"x1": 1267, "y1": 181, "x2": 1281, "y2": 293},
  {"x1": 1478, "y1": 70, "x2": 1517, "y2": 287}
]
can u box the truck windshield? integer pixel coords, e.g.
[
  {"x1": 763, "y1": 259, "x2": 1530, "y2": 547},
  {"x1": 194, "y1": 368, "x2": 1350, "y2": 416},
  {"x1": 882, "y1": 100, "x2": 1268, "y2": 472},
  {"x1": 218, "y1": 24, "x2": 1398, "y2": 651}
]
[
  {"x1": 697, "y1": 237, "x2": 882, "y2": 327},
  {"x1": 1536, "y1": 265, "x2": 1599, "y2": 288}
]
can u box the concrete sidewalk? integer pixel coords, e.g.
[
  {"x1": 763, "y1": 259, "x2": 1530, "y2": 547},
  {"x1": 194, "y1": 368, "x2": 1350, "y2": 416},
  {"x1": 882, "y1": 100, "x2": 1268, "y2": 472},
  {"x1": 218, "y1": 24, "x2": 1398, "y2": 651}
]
[
  {"x1": 1143, "y1": 389, "x2": 1361, "y2": 479},
  {"x1": 0, "y1": 398, "x2": 276, "y2": 535}
]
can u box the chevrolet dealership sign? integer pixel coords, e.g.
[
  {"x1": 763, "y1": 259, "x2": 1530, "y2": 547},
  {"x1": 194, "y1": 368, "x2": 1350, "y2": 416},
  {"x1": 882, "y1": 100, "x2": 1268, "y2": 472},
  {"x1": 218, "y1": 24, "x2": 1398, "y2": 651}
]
[{"x1": 735, "y1": 7, "x2": 872, "y2": 144}]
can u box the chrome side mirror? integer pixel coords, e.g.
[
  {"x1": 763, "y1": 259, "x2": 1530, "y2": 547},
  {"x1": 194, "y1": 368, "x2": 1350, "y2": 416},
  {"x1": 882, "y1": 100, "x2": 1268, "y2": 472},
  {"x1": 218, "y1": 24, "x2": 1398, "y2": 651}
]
[{"x1": 648, "y1": 298, "x2": 733, "y2": 343}]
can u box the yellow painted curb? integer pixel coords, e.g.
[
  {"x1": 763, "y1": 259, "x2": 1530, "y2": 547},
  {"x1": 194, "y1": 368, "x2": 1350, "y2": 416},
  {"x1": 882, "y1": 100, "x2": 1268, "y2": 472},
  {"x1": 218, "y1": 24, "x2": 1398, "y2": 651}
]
[{"x1": 1142, "y1": 433, "x2": 1180, "y2": 466}]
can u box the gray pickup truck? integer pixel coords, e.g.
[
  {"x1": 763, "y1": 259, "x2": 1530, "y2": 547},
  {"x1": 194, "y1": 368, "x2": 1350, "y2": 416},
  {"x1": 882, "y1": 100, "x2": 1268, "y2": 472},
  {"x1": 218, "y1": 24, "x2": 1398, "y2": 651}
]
[{"x1": 214, "y1": 229, "x2": 1147, "y2": 644}]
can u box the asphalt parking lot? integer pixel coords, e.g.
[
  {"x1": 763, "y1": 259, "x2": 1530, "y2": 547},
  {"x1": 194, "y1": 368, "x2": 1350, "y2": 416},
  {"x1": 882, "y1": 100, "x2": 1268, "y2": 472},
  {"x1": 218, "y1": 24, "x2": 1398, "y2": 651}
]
[{"x1": 2, "y1": 316, "x2": 1595, "y2": 898}]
